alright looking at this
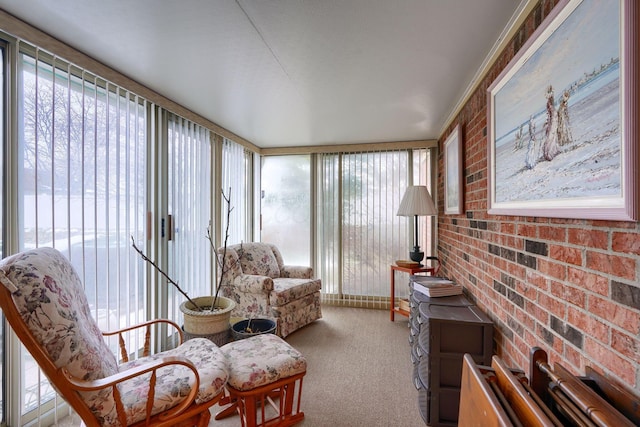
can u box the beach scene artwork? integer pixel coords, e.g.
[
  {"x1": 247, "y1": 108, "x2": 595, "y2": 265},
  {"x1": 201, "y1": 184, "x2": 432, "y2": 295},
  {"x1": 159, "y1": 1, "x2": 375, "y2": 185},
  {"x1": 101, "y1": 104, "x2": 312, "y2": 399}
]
[{"x1": 490, "y1": 0, "x2": 623, "y2": 212}]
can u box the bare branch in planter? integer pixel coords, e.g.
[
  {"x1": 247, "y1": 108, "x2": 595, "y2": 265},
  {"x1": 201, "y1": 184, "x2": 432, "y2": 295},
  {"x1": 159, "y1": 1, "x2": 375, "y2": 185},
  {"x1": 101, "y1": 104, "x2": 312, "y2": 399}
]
[
  {"x1": 208, "y1": 187, "x2": 241, "y2": 311},
  {"x1": 131, "y1": 236, "x2": 203, "y2": 312}
]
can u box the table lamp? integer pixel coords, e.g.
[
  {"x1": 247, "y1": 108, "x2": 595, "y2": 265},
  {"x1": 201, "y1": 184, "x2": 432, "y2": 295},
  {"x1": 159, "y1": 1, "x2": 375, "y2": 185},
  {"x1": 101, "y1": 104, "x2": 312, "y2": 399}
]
[{"x1": 397, "y1": 185, "x2": 437, "y2": 263}]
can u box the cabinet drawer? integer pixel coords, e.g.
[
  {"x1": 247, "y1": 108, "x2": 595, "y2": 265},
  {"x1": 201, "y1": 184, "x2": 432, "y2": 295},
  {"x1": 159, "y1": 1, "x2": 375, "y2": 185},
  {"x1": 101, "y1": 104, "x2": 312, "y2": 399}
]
[{"x1": 428, "y1": 388, "x2": 461, "y2": 426}]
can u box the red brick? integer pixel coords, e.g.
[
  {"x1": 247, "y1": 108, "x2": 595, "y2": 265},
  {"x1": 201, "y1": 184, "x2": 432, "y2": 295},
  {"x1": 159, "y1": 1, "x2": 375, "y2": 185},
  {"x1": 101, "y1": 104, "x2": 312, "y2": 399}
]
[
  {"x1": 585, "y1": 251, "x2": 635, "y2": 280},
  {"x1": 589, "y1": 296, "x2": 640, "y2": 335},
  {"x1": 567, "y1": 267, "x2": 608, "y2": 296},
  {"x1": 611, "y1": 329, "x2": 639, "y2": 360},
  {"x1": 517, "y1": 224, "x2": 537, "y2": 238},
  {"x1": 526, "y1": 270, "x2": 549, "y2": 291},
  {"x1": 537, "y1": 258, "x2": 566, "y2": 280},
  {"x1": 515, "y1": 307, "x2": 535, "y2": 331},
  {"x1": 549, "y1": 244, "x2": 582, "y2": 266},
  {"x1": 584, "y1": 337, "x2": 635, "y2": 385},
  {"x1": 564, "y1": 285, "x2": 587, "y2": 309},
  {"x1": 567, "y1": 307, "x2": 608, "y2": 343},
  {"x1": 563, "y1": 345, "x2": 583, "y2": 371},
  {"x1": 612, "y1": 231, "x2": 640, "y2": 255},
  {"x1": 538, "y1": 292, "x2": 566, "y2": 319},
  {"x1": 528, "y1": 301, "x2": 549, "y2": 324},
  {"x1": 568, "y1": 228, "x2": 608, "y2": 250},
  {"x1": 538, "y1": 225, "x2": 566, "y2": 243},
  {"x1": 501, "y1": 222, "x2": 515, "y2": 234}
]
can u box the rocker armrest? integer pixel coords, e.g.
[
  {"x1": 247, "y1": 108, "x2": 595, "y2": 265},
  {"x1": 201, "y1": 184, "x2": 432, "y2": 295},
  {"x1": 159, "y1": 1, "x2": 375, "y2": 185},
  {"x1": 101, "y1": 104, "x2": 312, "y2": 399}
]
[
  {"x1": 102, "y1": 319, "x2": 184, "y2": 362},
  {"x1": 235, "y1": 274, "x2": 275, "y2": 293},
  {"x1": 281, "y1": 265, "x2": 313, "y2": 279},
  {"x1": 60, "y1": 355, "x2": 201, "y2": 422}
]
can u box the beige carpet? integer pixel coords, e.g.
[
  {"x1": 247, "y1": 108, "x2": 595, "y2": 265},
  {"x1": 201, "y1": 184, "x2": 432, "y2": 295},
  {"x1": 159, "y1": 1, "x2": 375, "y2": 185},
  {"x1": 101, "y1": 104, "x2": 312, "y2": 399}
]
[{"x1": 211, "y1": 305, "x2": 424, "y2": 426}]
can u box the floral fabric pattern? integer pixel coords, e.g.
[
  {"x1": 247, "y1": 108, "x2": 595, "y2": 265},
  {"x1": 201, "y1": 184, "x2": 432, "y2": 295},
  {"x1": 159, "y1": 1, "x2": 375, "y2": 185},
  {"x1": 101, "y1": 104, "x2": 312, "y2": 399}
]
[
  {"x1": 232, "y1": 243, "x2": 281, "y2": 278},
  {"x1": 281, "y1": 265, "x2": 313, "y2": 279},
  {"x1": 118, "y1": 338, "x2": 228, "y2": 425},
  {"x1": 0, "y1": 248, "x2": 229, "y2": 426},
  {"x1": 0, "y1": 248, "x2": 120, "y2": 423},
  {"x1": 221, "y1": 334, "x2": 307, "y2": 391},
  {"x1": 218, "y1": 243, "x2": 322, "y2": 337},
  {"x1": 271, "y1": 278, "x2": 321, "y2": 306}
]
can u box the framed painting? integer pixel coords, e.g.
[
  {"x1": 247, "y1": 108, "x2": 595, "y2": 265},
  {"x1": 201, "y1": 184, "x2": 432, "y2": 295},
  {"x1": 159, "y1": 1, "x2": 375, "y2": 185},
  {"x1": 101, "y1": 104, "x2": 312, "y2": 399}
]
[
  {"x1": 444, "y1": 124, "x2": 463, "y2": 214},
  {"x1": 487, "y1": 0, "x2": 637, "y2": 221}
]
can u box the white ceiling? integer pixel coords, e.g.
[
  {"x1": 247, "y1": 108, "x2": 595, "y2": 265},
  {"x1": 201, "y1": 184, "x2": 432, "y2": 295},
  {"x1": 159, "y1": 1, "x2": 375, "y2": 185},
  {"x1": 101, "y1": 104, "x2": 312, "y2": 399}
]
[{"x1": 0, "y1": 0, "x2": 525, "y2": 148}]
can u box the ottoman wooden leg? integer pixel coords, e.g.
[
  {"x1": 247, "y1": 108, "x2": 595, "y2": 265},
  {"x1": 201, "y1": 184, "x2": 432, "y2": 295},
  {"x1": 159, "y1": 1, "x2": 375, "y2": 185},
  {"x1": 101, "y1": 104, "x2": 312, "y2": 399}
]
[{"x1": 218, "y1": 371, "x2": 306, "y2": 427}]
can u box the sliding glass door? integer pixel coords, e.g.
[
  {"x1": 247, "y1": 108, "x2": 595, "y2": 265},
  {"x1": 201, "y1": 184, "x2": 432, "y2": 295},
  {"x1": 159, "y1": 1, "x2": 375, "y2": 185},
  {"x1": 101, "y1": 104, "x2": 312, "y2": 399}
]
[
  {"x1": 165, "y1": 115, "x2": 213, "y2": 324},
  {"x1": 14, "y1": 48, "x2": 149, "y2": 424}
]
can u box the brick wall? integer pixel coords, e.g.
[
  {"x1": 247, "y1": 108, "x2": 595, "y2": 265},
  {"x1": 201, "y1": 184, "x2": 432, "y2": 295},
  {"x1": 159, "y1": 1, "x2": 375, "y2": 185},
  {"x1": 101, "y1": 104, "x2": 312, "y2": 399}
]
[{"x1": 436, "y1": 0, "x2": 640, "y2": 394}]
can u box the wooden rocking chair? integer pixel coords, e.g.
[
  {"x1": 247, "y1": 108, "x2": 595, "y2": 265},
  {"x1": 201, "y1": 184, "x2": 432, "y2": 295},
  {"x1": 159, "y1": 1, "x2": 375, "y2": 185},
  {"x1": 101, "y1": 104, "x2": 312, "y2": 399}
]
[{"x1": 0, "y1": 247, "x2": 229, "y2": 426}]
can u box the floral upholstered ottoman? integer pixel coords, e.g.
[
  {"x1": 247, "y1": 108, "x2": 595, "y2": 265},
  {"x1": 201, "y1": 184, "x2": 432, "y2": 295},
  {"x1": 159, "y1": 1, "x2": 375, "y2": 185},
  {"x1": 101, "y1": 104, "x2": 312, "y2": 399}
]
[{"x1": 215, "y1": 333, "x2": 307, "y2": 427}]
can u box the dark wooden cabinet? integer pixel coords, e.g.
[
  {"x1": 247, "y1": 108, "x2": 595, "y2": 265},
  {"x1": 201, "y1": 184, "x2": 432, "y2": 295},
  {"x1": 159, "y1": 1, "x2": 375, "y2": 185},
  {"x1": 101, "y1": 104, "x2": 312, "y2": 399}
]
[{"x1": 409, "y1": 282, "x2": 493, "y2": 426}]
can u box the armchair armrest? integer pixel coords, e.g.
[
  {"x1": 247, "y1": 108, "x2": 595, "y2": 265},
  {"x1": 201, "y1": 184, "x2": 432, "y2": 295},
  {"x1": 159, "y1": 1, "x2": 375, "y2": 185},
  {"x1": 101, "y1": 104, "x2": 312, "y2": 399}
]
[
  {"x1": 61, "y1": 355, "x2": 201, "y2": 423},
  {"x1": 234, "y1": 274, "x2": 274, "y2": 293},
  {"x1": 281, "y1": 265, "x2": 313, "y2": 279},
  {"x1": 102, "y1": 319, "x2": 183, "y2": 362}
]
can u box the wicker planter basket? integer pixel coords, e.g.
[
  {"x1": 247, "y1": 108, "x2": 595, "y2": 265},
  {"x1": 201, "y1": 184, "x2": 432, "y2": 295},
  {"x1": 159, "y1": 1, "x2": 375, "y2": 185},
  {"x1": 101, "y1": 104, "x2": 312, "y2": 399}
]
[{"x1": 180, "y1": 296, "x2": 236, "y2": 335}]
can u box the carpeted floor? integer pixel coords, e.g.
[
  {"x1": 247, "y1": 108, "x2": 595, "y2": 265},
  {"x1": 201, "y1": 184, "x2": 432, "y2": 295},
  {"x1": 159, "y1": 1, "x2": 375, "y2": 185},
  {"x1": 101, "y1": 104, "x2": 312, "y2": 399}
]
[{"x1": 212, "y1": 305, "x2": 424, "y2": 426}]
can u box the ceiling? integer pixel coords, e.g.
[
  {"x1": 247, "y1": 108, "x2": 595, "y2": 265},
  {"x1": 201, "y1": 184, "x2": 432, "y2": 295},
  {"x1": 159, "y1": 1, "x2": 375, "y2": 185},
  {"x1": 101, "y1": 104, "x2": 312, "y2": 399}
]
[{"x1": 0, "y1": 0, "x2": 526, "y2": 148}]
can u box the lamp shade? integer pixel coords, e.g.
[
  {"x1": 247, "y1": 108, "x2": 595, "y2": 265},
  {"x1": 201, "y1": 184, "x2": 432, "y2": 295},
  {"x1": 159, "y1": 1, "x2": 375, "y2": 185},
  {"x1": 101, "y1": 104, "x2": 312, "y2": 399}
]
[{"x1": 397, "y1": 185, "x2": 437, "y2": 216}]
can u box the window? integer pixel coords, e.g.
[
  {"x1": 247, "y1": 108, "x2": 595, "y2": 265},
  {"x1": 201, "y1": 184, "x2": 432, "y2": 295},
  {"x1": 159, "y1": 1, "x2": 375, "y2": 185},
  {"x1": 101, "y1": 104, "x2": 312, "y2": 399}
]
[
  {"x1": 317, "y1": 148, "x2": 434, "y2": 307},
  {"x1": 221, "y1": 137, "x2": 252, "y2": 245},
  {"x1": 16, "y1": 48, "x2": 148, "y2": 424},
  {"x1": 261, "y1": 155, "x2": 311, "y2": 266}
]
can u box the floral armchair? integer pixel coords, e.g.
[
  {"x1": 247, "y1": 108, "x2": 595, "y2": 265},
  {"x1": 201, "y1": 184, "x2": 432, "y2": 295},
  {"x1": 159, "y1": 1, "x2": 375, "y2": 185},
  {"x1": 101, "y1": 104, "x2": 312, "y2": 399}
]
[
  {"x1": 218, "y1": 242, "x2": 322, "y2": 338},
  {"x1": 0, "y1": 247, "x2": 229, "y2": 427}
]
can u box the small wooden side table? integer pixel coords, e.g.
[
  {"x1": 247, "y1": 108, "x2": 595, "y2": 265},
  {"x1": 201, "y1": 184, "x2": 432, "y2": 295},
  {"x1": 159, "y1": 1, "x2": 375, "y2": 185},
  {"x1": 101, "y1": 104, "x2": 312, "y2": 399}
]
[{"x1": 390, "y1": 264, "x2": 435, "y2": 321}]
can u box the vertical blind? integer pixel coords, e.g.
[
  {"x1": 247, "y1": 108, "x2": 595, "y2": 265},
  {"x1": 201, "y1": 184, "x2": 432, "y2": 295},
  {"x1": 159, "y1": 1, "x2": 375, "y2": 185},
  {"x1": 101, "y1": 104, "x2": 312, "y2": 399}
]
[
  {"x1": 221, "y1": 137, "x2": 252, "y2": 246},
  {"x1": 17, "y1": 46, "x2": 148, "y2": 424},
  {"x1": 166, "y1": 115, "x2": 213, "y2": 324},
  {"x1": 316, "y1": 148, "x2": 434, "y2": 308}
]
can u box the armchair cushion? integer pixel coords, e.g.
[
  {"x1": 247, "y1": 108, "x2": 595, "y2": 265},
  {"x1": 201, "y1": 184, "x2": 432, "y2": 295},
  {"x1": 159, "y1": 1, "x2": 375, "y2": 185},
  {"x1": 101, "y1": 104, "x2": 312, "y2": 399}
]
[
  {"x1": 118, "y1": 337, "x2": 228, "y2": 424},
  {"x1": 234, "y1": 274, "x2": 274, "y2": 294},
  {"x1": 234, "y1": 243, "x2": 281, "y2": 278},
  {"x1": 281, "y1": 265, "x2": 313, "y2": 279},
  {"x1": 0, "y1": 248, "x2": 119, "y2": 379},
  {"x1": 272, "y1": 278, "x2": 322, "y2": 306},
  {"x1": 221, "y1": 333, "x2": 306, "y2": 391}
]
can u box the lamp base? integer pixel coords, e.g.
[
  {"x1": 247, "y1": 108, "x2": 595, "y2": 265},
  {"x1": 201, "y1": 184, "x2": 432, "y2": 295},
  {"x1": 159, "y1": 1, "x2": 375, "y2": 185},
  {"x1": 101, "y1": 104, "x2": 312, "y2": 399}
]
[{"x1": 409, "y1": 247, "x2": 424, "y2": 263}]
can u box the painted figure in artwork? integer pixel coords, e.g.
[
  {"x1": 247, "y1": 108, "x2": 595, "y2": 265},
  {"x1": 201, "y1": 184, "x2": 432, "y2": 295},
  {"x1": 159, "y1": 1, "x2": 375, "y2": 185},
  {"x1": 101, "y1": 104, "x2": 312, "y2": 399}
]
[
  {"x1": 525, "y1": 115, "x2": 538, "y2": 169},
  {"x1": 542, "y1": 85, "x2": 560, "y2": 161},
  {"x1": 513, "y1": 123, "x2": 524, "y2": 151},
  {"x1": 557, "y1": 89, "x2": 573, "y2": 146}
]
